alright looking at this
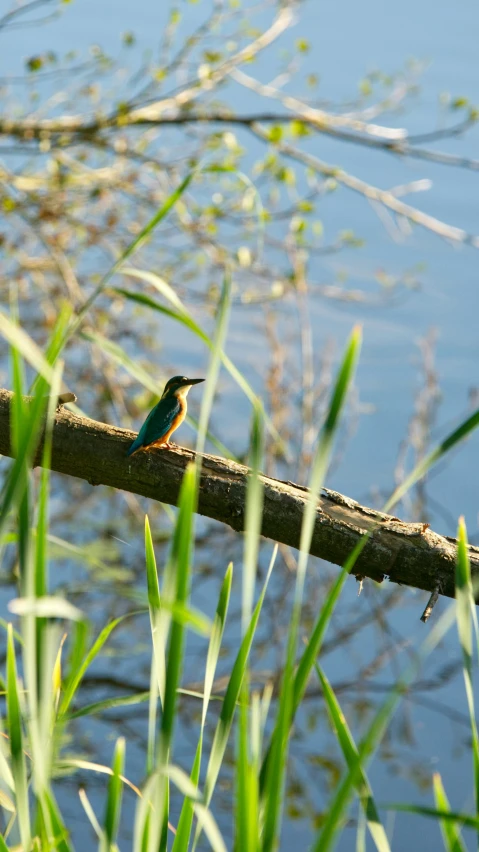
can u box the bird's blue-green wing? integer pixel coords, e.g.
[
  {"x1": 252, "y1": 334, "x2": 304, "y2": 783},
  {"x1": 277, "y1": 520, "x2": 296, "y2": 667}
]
[{"x1": 127, "y1": 396, "x2": 181, "y2": 456}]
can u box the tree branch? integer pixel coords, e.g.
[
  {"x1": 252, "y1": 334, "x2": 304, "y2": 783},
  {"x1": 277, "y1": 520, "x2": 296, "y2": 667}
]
[
  {"x1": 0, "y1": 387, "x2": 476, "y2": 602},
  {"x1": 1, "y1": 112, "x2": 477, "y2": 172}
]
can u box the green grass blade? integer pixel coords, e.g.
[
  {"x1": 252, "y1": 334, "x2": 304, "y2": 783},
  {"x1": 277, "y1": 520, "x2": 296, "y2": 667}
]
[
  {"x1": 235, "y1": 396, "x2": 264, "y2": 852},
  {"x1": 315, "y1": 664, "x2": 391, "y2": 852},
  {"x1": 147, "y1": 657, "x2": 159, "y2": 777},
  {"x1": 384, "y1": 409, "x2": 479, "y2": 514},
  {"x1": 82, "y1": 330, "x2": 159, "y2": 394},
  {"x1": 243, "y1": 402, "x2": 264, "y2": 635},
  {"x1": 163, "y1": 765, "x2": 228, "y2": 852},
  {"x1": 102, "y1": 737, "x2": 125, "y2": 850},
  {"x1": 433, "y1": 773, "x2": 467, "y2": 852},
  {"x1": 172, "y1": 562, "x2": 233, "y2": 852},
  {"x1": 145, "y1": 514, "x2": 165, "y2": 705},
  {"x1": 192, "y1": 545, "x2": 277, "y2": 851},
  {"x1": 0, "y1": 381, "x2": 49, "y2": 548},
  {"x1": 67, "y1": 170, "x2": 195, "y2": 340},
  {"x1": 195, "y1": 273, "x2": 231, "y2": 459},
  {"x1": 203, "y1": 563, "x2": 233, "y2": 729},
  {"x1": 34, "y1": 363, "x2": 63, "y2": 686},
  {"x1": 171, "y1": 741, "x2": 202, "y2": 852},
  {"x1": 455, "y1": 517, "x2": 479, "y2": 832},
  {"x1": 145, "y1": 464, "x2": 198, "y2": 851},
  {"x1": 29, "y1": 302, "x2": 72, "y2": 396},
  {"x1": 261, "y1": 325, "x2": 362, "y2": 851},
  {"x1": 236, "y1": 682, "x2": 260, "y2": 852},
  {"x1": 79, "y1": 788, "x2": 103, "y2": 841},
  {"x1": 33, "y1": 779, "x2": 72, "y2": 852},
  {"x1": 312, "y1": 603, "x2": 458, "y2": 852},
  {"x1": 6, "y1": 624, "x2": 30, "y2": 850},
  {"x1": 66, "y1": 692, "x2": 150, "y2": 720},
  {"x1": 384, "y1": 802, "x2": 479, "y2": 831},
  {"x1": 59, "y1": 614, "x2": 135, "y2": 717},
  {"x1": 9, "y1": 330, "x2": 33, "y2": 704},
  {"x1": 9, "y1": 596, "x2": 83, "y2": 620},
  {"x1": 160, "y1": 462, "x2": 196, "y2": 748},
  {"x1": 0, "y1": 310, "x2": 54, "y2": 384}
]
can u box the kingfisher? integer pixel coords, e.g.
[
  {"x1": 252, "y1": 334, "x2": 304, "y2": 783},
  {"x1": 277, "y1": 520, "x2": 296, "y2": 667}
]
[{"x1": 127, "y1": 375, "x2": 204, "y2": 457}]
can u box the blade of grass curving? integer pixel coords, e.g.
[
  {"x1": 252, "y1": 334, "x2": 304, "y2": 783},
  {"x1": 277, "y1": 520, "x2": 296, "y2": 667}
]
[
  {"x1": 261, "y1": 325, "x2": 362, "y2": 851},
  {"x1": 384, "y1": 409, "x2": 479, "y2": 514},
  {"x1": 6, "y1": 624, "x2": 30, "y2": 850},
  {"x1": 82, "y1": 330, "x2": 159, "y2": 394},
  {"x1": 172, "y1": 562, "x2": 233, "y2": 852},
  {"x1": 67, "y1": 691, "x2": 150, "y2": 721},
  {"x1": 312, "y1": 602, "x2": 458, "y2": 852},
  {"x1": 455, "y1": 517, "x2": 479, "y2": 837},
  {"x1": 145, "y1": 514, "x2": 165, "y2": 706},
  {"x1": 0, "y1": 310, "x2": 54, "y2": 384},
  {"x1": 79, "y1": 788, "x2": 103, "y2": 841},
  {"x1": 315, "y1": 663, "x2": 391, "y2": 852},
  {"x1": 113, "y1": 277, "x2": 286, "y2": 453},
  {"x1": 59, "y1": 612, "x2": 139, "y2": 717},
  {"x1": 66, "y1": 170, "x2": 195, "y2": 342},
  {"x1": 158, "y1": 601, "x2": 210, "y2": 636},
  {"x1": 102, "y1": 737, "x2": 125, "y2": 851},
  {"x1": 163, "y1": 765, "x2": 227, "y2": 852},
  {"x1": 9, "y1": 596, "x2": 83, "y2": 620},
  {"x1": 29, "y1": 302, "x2": 72, "y2": 398},
  {"x1": 384, "y1": 803, "x2": 479, "y2": 832},
  {"x1": 433, "y1": 772, "x2": 467, "y2": 852},
  {"x1": 192, "y1": 545, "x2": 277, "y2": 851}
]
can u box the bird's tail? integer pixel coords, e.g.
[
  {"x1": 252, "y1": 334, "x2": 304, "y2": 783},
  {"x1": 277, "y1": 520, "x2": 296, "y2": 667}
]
[{"x1": 126, "y1": 437, "x2": 142, "y2": 457}]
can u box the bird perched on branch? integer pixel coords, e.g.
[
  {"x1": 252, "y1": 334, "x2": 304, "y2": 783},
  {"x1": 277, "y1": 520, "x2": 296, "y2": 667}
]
[{"x1": 127, "y1": 375, "x2": 204, "y2": 457}]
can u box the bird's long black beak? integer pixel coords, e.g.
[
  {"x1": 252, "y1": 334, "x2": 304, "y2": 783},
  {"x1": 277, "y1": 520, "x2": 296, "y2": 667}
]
[{"x1": 185, "y1": 378, "x2": 205, "y2": 386}]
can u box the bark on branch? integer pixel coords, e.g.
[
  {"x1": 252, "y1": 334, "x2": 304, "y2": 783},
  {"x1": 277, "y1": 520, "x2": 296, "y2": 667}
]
[{"x1": 0, "y1": 387, "x2": 477, "y2": 602}]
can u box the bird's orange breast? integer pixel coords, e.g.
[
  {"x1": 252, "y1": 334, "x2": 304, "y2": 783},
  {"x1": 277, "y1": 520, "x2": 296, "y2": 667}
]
[{"x1": 148, "y1": 402, "x2": 186, "y2": 448}]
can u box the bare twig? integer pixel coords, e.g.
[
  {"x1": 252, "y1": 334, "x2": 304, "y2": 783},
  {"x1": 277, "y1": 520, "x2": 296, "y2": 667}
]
[
  {"x1": 420, "y1": 584, "x2": 440, "y2": 623},
  {"x1": 250, "y1": 124, "x2": 479, "y2": 247}
]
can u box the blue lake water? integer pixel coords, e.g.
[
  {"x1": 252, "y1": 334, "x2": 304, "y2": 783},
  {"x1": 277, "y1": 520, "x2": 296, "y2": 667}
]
[{"x1": 1, "y1": 0, "x2": 479, "y2": 849}]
